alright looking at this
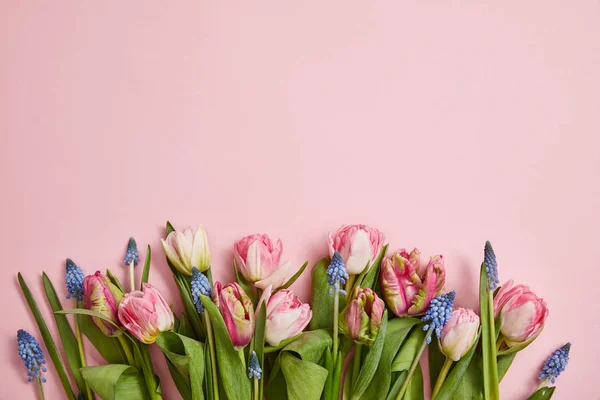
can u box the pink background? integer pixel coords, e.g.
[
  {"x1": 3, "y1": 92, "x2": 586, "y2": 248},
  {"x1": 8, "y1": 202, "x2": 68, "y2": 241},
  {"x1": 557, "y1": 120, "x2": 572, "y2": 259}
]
[{"x1": 1, "y1": 2, "x2": 599, "y2": 399}]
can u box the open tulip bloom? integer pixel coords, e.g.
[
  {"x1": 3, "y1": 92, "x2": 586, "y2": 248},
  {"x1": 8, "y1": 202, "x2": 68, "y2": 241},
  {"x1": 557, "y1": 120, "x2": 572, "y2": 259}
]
[{"x1": 14, "y1": 223, "x2": 571, "y2": 400}]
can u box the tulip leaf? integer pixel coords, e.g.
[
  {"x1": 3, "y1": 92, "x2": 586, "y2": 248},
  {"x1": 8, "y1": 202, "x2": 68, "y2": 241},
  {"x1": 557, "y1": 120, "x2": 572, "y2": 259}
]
[
  {"x1": 200, "y1": 295, "x2": 251, "y2": 400},
  {"x1": 77, "y1": 313, "x2": 126, "y2": 364},
  {"x1": 57, "y1": 308, "x2": 122, "y2": 329},
  {"x1": 391, "y1": 327, "x2": 425, "y2": 372},
  {"x1": 166, "y1": 221, "x2": 175, "y2": 235},
  {"x1": 356, "y1": 244, "x2": 388, "y2": 293},
  {"x1": 452, "y1": 356, "x2": 484, "y2": 400},
  {"x1": 434, "y1": 329, "x2": 481, "y2": 400},
  {"x1": 106, "y1": 268, "x2": 125, "y2": 293},
  {"x1": 404, "y1": 362, "x2": 424, "y2": 400},
  {"x1": 527, "y1": 386, "x2": 556, "y2": 400},
  {"x1": 166, "y1": 359, "x2": 193, "y2": 400},
  {"x1": 497, "y1": 328, "x2": 544, "y2": 356},
  {"x1": 178, "y1": 313, "x2": 195, "y2": 339},
  {"x1": 169, "y1": 262, "x2": 205, "y2": 340},
  {"x1": 281, "y1": 329, "x2": 333, "y2": 362},
  {"x1": 351, "y1": 311, "x2": 388, "y2": 398},
  {"x1": 479, "y1": 263, "x2": 500, "y2": 400},
  {"x1": 141, "y1": 245, "x2": 152, "y2": 288},
  {"x1": 309, "y1": 257, "x2": 346, "y2": 330},
  {"x1": 322, "y1": 347, "x2": 333, "y2": 400},
  {"x1": 497, "y1": 353, "x2": 517, "y2": 381},
  {"x1": 253, "y1": 302, "x2": 267, "y2": 400},
  {"x1": 385, "y1": 371, "x2": 407, "y2": 400},
  {"x1": 361, "y1": 318, "x2": 420, "y2": 399},
  {"x1": 233, "y1": 260, "x2": 256, "y2": 305},
  {"x1": 280, "y1": 352, "x2": 329, "y2": 400},
  {"x1": 428, "y1": 338, "x2": 445, "y2": 389},
  {"x1": 275, "y1": 261, "x2": 309, "y2": 293},
  {"x1": 41, "y1": 273, "x2": 86, "y2": 395},
  {"x1": 81, "y1": 364, "x2": 149, "y2": 400},
  {"x1": 156, "y1": 331, "x2": 205, "y2": 400},
  {"x1": 18, "y1": 273, "x2": 77, "y2": 400},
  {"x1": 263, "y1": 333, "x2": 302, "y2": 354}
]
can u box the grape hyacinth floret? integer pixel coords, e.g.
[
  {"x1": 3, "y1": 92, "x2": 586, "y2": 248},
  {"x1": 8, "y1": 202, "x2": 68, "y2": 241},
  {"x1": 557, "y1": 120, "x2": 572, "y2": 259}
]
[
  {"x1": 191, "y1": 267, "x2": 212, "y2": 313},
  {"x1": 65, "y1": 258, "x2": 85, "y2": 301},
  {"x1": 124, "y1": 237, "x2": 140, "y2": 266},
  {"x1": 248, "y1": 351, "x2": 262, "y2": 379},
  {"x1": 539, "y1": 343, "x2": 571, "y2": 384},
  {"x1": 17, "y1": 330, "x2": 47, "y2": 383},
  {"x1": 422, "y1": 291, "x2": 456, "y2": 344},
  {"x1": 484, "y1": 240, "x2": 499, "y2": 290},
  {"x1": 326, "y1": 251, "x2": 349, "y2": 295}
]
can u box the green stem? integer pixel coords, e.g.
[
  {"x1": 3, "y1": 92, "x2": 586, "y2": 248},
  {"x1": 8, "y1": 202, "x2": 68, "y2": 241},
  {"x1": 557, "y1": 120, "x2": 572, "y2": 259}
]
[
  {"x1": 488, "y1": 289, "x2": 500, "y2": 400},
  {"x1": 332, "y1": 287, "x2": 340, "y2": 364},
  {"x1": 350, "y1": 344, "x2": 362, "y2": 390},
  {"x1": 431, "y1": 357, "x2": 453, "y2": 399},
  {"x1": 253, "y1": 377, "x2": 259, "y2": 400},
  {"x1": 36, "y1": 376, "x2": 45, "y2": 400},
  {"x1": 345, "y1": 275, "x2": 356, "y2": 294},
  {"x1": 142, "y1": 345, "x2": 162, "y2": 400},
  {"x1": 129, "y1": 261, "x2": 135, "y2": 292},
  {"x1": 536, "y1": 378, "x2": 549, "y2": 390},
  {"x1": 117, "y1": 335, "x2": 137, "y2": 367},
  {"x1": 238, "y1": 348, "x2": 246, "y2": 369},
  {"x1": 203, "y1": 312, "x2": 220, "y2": 400},
  {"x1": 496, "y1": 334, "x2": 504, "y2": 352},
  {"x1": 397, "y1": 328, "x2": 432, "y2": 400},
  {"x1": 75, "y1": 300, "x2": 94, "y2": 400}
]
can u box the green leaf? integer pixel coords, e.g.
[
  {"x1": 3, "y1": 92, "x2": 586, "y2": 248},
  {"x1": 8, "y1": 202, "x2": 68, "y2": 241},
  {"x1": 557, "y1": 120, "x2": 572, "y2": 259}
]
[
  {"x1": 434, "y1": 330, "x2": 481, "y2": 400},
  {"x1": 322, "y1": 348, "x2": 333, "y2": 400},
  {"x1": 479, "y1": 263, "x2": 499, "y2": 400},
  {"x1": 453, "y1": 356, "x2": 483, "y2": 400},
  {"x1": 166, "y1": 359, "x2": 192, "y2": 400},
  {"x1": 385, "y1": 371, "x2": 407, "y2": 400},
  {"x1": 77, "y1": 313, "x2": 125, "y2": 364},
  {"x1": 497, "y1": 329, "x2": 544, "y2": 356},
  {"x1": 497, "y1": 353, "x2": 516, "y2": 382},
  {"x1": 81, "y1": 365, "x2": 149, "y2": 400},
  {"x1": 156, "y1": 331, "x2": 205, "y2": 400},
  {"x1": 392, "y1": 327, "x2": 425, "y2": 372},
  {"x1": 263, "y1": 334, "x2": 302, "y2": 354},
  {"x1": 357, "y1": 245, "x2": 388, "y2": 292},
  {"x1": 281, "y1": 329, "x2": 332, "y2": 363},
  {"x1": 331, "y1": 351, "x2": 343, "y2": 400},
  {"x1": 106, "y1": 269, "x2": 125, "y2": 294},
  {"x1": 404, "y1": 361, "x2": 424, "y2": 400},
  {"x1": 171, "y1": 267, "x2": 204, "y2": 340},
  {"x1": 57, "y1": 308, "x2": 122, "y2": 329},
  {"x1": 280, "y1": 352, "x2": 329, "y2": 400},
  {"x1": 42, "y1": 273, "x2": 85, "y2": 394},
  {"x1": 141, "y1": 245, "x2": 151, "y2": 287},
  {"x1": 309, "y1": 258, "x2": 346, "y2": 330},
  {"x1": 527, "y1": 386, "x2": 556, "y2": 400},
  {"x1": 362, "y1": 318, "x2": 420, "y2": 399},
  {"x1": 178, "y1": 313, "x2": 195, "y2": 339},
  {"x1": 254, "y1": 302, "x2": 267, "y2": 400},
  {"x1": 275, "y1": 261, "x2": 309, "y2": 293},
  {"x1": 428, "y1": 338, "x2": 445, "y2": 390},
  {"x1": 351, "y1": 311, "x2": 388, "y2": 398},
  {"x1": 233, "y1": 260, "x2": 256, "y2": 305},
  {"x1": 166, "y1": 221, "x2": 175, "y2": 235},
  {"x1": 201, "y1": 295, "x2": 251, "y2": 400},
  {"x1": 18, "y1": 273, "x2": 76, "y2": 400}
]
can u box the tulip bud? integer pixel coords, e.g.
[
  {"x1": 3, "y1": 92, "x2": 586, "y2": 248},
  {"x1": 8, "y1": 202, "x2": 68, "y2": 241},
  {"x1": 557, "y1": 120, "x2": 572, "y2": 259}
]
[
  {"x1": 381, "y1": 249, "x2": 445, "y2": 317},
  {"x1": 161, "y1": 225, "x2": 210, "y2": 275},
  {"x1": 117, "y1": 283, "x2": 174, "y2": 344},
  {"x1": 264, "y1": 289, "x2": 312, "y2": 346},
  {"x1": 328, "y1": 225, "x2": 385, "y2": 275},
  {"x1": 440, "y1": 308, "x2": 480, "y2": 361},
  {"x1": 84, "y1": 271, "x2": 124, "y2": 337},
  {"x1": 493, "y1": 280, "x2": 549, "y2": 347},
  {"x1": 234, "y1": 233, "x2": 291, "y2": 290},
  {"x1": 338, "y1": 286, "x2": 385, "y2": 346},
  {"x1": 213, "y1": 282, "x2": 255, "y2": 349}
]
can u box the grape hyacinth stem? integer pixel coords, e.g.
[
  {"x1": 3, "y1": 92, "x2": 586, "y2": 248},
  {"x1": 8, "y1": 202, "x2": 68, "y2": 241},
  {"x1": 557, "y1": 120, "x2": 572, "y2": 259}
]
[
  {"x1": 36, "y1": 376, "x2": 45, "y2": 400},
  {"x1": 397, "y1": 328, "x2": 433, "y2": 400},
  {"x1": 75, "y1": 300, "x2": 94, "y2": 400},
  {"x1": 253, "y1": 377, "x2": 259, "y2": 400},
  {"x1": 332, "y1": 286, "x2": 340, "y2": 364},
  {"x1": 203, "y1": 312, "x2": 219, "y2": 400},
  {"x1": 129, "y1": 260, "x2": 135, "y2": 292}
]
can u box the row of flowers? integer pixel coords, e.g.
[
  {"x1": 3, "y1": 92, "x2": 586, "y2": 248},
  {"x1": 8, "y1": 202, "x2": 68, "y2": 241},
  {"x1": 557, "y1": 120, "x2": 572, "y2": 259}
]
[{"x1": 16, "y1": 224, "x2": 570, "y2": 400}]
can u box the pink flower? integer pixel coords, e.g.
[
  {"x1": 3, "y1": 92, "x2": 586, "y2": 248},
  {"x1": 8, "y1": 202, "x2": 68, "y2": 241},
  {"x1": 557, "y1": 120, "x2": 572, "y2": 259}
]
[
  {"x1": 493, "y1": 280, "x2": 549, "y2": 347},
  {"x1": 338, "y1": 286, "x2": 385, "y2": 346},
  {"x1": 380, "y1": 249, "x2": 445, "y2": 317},
  {"x1": 117, "y1": 283, "x2": 174, "y2": 344},
  {"x1": 440, "y1": 308, "x2": 480, "y2": 361},
  {"x1": 264, "y1": 289, "x2": 312, "y2": 346},
  {"x1": 328, "y1": 225, "x2": 385, "y2": 274},
  {"x1": 213, "y1": 282, "x2": 255, "y2": 349},
  {"x1": 84, "y1": 271, "x2": 124, "y2": 337},
  {"x1": 234, "y1": 233, "x2": 291, "y2": 290},
  {"x1": 161, "y1": 225, "x2": 210, "y2": 275}
]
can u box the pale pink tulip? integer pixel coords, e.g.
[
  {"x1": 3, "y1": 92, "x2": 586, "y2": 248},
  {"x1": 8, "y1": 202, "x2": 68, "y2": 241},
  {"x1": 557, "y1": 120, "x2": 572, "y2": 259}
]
[
  {"x1": 234, "y1": 233, "x2": 291, "y2": 290},
  {"x1": 264, "y1": 289, "x2": 312, "y2": 346},
  {"x1": 161, "y1": 225, "x2": 210, "y2": 275},
  {"x1": 328, "y1": 225, "x2": 385, "y2": 274},
  {"x1": 440, "y1": 308, "x2": 480, "y2": 361}
]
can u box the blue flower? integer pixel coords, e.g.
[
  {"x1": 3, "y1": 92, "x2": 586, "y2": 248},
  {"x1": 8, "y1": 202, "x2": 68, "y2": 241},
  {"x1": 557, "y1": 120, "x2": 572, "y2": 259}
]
[
  {"x1": 191, "y1": 267, "x2": 212, "y2": 313},
  {"x1": 539, "y1": 343, "x2": 571, "y2": 384},
  {"x1": 422, "y1": 291, "x2": 456, "y2": 344},
  {"x1": 17, "y1": 330, "x2": 47, "y2": 383},
  {"x1": 124, "y1": 237, "x2": 140, "y2": 266},
  {"x1": 65, "y1": 258, "x2": 84, "y2": 301},
  {"x1": 484, "y1": 241, "x2": 499, "y2": 290},
  {"x1": 326, "y1": 251, "x2": 349, "y2": 295},
  {"x1": 248, "y1": 351, "x2": 262, "y2": 379}
]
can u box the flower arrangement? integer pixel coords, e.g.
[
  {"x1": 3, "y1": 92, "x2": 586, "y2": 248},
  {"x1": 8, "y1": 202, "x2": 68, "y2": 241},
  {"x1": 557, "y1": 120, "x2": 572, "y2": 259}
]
[{"x1": 16, "y1": 223, "x2": 570, "y2": 400}]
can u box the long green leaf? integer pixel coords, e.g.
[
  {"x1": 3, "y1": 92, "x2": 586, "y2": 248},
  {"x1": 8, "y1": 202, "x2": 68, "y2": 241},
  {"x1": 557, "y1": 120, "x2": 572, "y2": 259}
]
[
  {"x1": 81, "y1": 364, "x2": 149, "y2": 400},
  {"x1": 263, "y1": 334, "x2": 301, "y2": 354},
  {"x1": 357, "y1": 244, "x2": 388, "y2": 292},
  {"x1": 391, "y1": 328, "x2": 425, "y2": 372},
  {"x1": 351, "y1": 311, "x2": 388, "y2": 398},
  {"x1": 42, "y1": 273, "x2": 85, "y2": 394},
  {"x1": 497, "y1": 353, "x2": 516, "y2": 381},
  {"x1": 77, "y1": 314, "x2": 125, "y2": 364},
  {"x1": 234, "y1": 260, "x2": 256, "y2": 305},
  {"x1": 141, "y1": 245, "x2": 151, "y2": 287},
  {"x1": 434, "y1": 330, "x2": 481, "y2": 400},
  {"x1": 57, "y1": 308, "x2": 122, "y2": 329},
  {"x1": 201, "y1": 295, "x2": 251, "y2": 400},
  {"x1": 385, "y1": 371, "x2": 407, "y2": 400},
  {"x1": 106, "y1": 269, "x2": 125, "y2": 293},
  {"x1": 480, "y1": 263, "x2": 499, "y2": 400},
  {"x1": 527, "y1": 386, "x2": 556, "y2": 400},
  {"x1": 309, "y1": 257, "x2": 346, "y2": 330},
  {"x1": 275, "y1": 261, "x2": 309, "y2": 293},
  {"x1": 404, "y1": 362, "x2": 424, "y2": 400},
  {"x1": 281, "y1": 352, "x2": 329, "y2": 400},
  {"x1": 254, "y1": 302, "x2": 267, "y2": 400},
  {"x1": 166, "y1": 221, "x2": 175, "y2": 235},
  {"x1": 166, "y1": 359, "x2": 193, "y2": 400},
  {"x1": 18, "y1": 273, "x2": 76, "y2": 400},
  {"x1": 428, "y1": 338, "x2": 444, "y2": 390}
]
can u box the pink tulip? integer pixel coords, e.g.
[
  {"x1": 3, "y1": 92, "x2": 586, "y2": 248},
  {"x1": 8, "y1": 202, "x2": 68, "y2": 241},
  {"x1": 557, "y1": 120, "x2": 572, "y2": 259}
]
[
  {"x1": 381, "y1": 249, "x2": 445, "y2": 317},
  {"x1": 234, "y1": 233, "x2": 291, "y2": 290},
  {"x1": 338, "y1": 286, "x2": 385, "y2": 346},
  {"x1": 84, "y1": 271, "x2": 124, "y2": 337},
  {"x1": 117, "y1": 283, "x2": 174, "y2": 344},
  {"x1": 161, "y1": 225, "x2": 210, "y2": 275},
  {"x1": 440, "y1": 308, "x2": 480, "y2": 361},
  {"x1": 493, "y1": 280, "x2": 549, "y2": 347},
  {"x1": 328, "y1": 225, "x2": 385, "y2": 275},
  {"x1": 213, "y1": 282, "x2": 255, "y2": 348},
  {"x1": 264, "y1": 289, "x2": 312, "y2": 346}
]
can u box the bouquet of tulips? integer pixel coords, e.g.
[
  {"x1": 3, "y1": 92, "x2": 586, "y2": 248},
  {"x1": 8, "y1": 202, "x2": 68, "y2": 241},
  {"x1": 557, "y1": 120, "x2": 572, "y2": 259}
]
[{"x1": 16, "y1": 223, "x2": 570, "y2": 400}]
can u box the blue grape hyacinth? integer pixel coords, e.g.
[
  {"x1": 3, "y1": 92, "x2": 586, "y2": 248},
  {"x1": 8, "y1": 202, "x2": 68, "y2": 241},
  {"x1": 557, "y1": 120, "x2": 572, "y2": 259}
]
[
  {"x1": 17, "y1": 330, "x2": 47, "y2": 383},
  {"x1": 539, "y1": 343, "x2": 571, "y2": 384},
  {"x1": 65, "y1": 258, "x2": 85, "y2": 301},
  {"x1": 422, "y1": 291, "x2": 456, "y2": 344},
  {"x1": 248, "y1": 351, "x2": 262, "y2": 379},
  {"x1": 124, "y1": 237, "x2": 140, "y2": 266},
  {"x1": 326, "y1": 251, "x2": 349, "y2": 295},
  {"x1": 484, "y1": 241, "x2": 499, "y2": 290},
  {"x1": 191, "y1": 267, "x2": 212, "y2": 313}
]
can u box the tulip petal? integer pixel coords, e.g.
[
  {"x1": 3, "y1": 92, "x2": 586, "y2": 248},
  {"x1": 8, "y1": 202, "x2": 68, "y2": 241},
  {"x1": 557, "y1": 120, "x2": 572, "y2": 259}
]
[
  {"x1": 161, "y1": 238, "x2": 186, "y2": 274},
  {"x1": 191, "y1": 225, "x2": 210, "y2": 272},
  {"x1": 255, "y1": 261, "x2": 291, "y2": 290},
  {"x1": 245, "y1": 240, "x2": 263, "y2": 282},
  {"x1": 345, "y1": 229, "x2": 372, "y2": 274},
  {"x1": 174, "y1": 231, "x2": 194, "y2": 273}
]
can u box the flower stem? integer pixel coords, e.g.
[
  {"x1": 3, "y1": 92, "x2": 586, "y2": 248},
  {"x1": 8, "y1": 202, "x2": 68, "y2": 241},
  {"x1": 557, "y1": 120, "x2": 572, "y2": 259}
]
[
  {"x1": 431, "y1": 356, "x2": 453, "y2": 399},
  {"x1": 496, "y1": 334, "x2": 505, "y2": 352},
  {"x1": 253, "y1": 377, "x2": 259, "y2": 400},
  {"x1": 36, "y1": 376, "x2": 45, "y2": 400},
  {"x1": 203, "y1": 312, "x2": 220, "y2": 400},
  {"x1": 345, "y1": 275, "x2": 356, "y2": 294},
  {"x1": 238, "y1": 349, "x2": 246, "y2": 370},
  {"x1": 487, "y1": 288, "x2": 500, "y2": 400},
  {"x1": 536, "y1": 378, "x2": 549, "y2": 390},
  {"x1": 397, "y1": 328, "x2": 432, "y2": 400},
  {"x1": 332, "y1": 287, "x2": 340, "y2": 364},
  {"x1": 129, "y1": 260, "x2": 135, "y2": 292},
  {"x1": 117, "y1": 335, "x2": 136, "y2": 367},
  {"x1": 350, "y1": 344, "x2": 362, "y2": 390},
  {"x1": 75, "y1": 300, "x2": 94, "y2": 400}
]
